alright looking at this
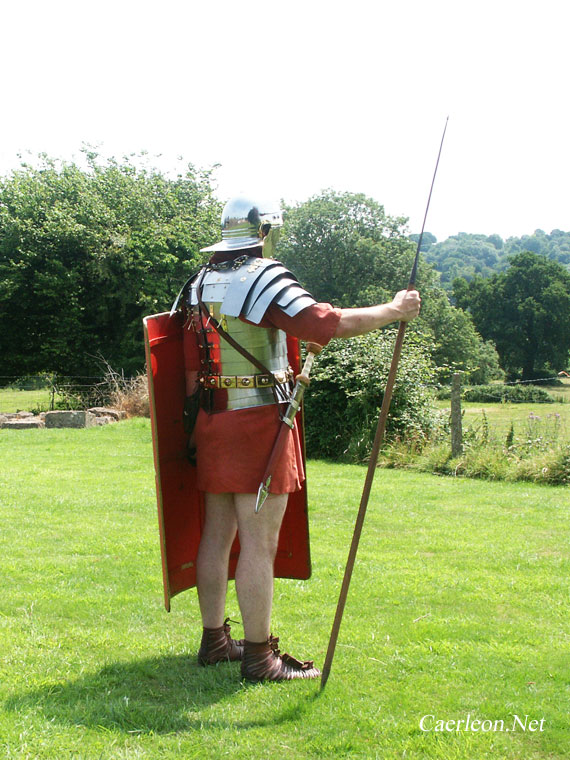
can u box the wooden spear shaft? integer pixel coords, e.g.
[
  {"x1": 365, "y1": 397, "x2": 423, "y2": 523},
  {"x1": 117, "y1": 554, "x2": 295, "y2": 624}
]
[
  {"x1": 320, "y1": 321, "x2": 407, "y2": 689},
  {"x1": 320, "y1": 118, "x2": 448, "y2": 689}
]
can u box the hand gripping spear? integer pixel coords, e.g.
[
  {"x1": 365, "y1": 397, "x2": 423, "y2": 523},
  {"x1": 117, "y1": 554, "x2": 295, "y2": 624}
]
[
  {"x1": 255, "y1": 341, "x2": 323, "y2": 512},
  {"x1": 320, "y1": 118, "x2": 449, "y2": 689}
]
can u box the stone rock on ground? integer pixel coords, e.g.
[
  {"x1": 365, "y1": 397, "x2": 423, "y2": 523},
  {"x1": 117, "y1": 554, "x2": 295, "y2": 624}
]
[
  {"x1": 88, "y1": 407, "x2": 127, "y2": 421},
  {"x1": 45, "y1": 411, "x2": 96, "y2": 429},
  {"x1": 0, "y1": 408, "x2": 125, "y2": 429},
  {"x1": 93, "y1": 416, "x2": 114, "y2": 426},
  {"x1": 2, "y1": 418, "x2": 45, "y2": 429},
  {"x1": 1, "y1": 412, "x2": 44, "y2": 429}
]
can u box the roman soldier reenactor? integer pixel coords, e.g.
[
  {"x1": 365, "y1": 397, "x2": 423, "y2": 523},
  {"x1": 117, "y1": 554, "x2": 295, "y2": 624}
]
[{"x1": 144, "y1": 195, "x2": 421, "y2": 682}]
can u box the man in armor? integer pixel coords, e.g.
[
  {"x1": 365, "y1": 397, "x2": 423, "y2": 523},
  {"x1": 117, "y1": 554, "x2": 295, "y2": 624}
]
[{"x1": 181, "y1": 195, "x2": 421, "y2": 682}]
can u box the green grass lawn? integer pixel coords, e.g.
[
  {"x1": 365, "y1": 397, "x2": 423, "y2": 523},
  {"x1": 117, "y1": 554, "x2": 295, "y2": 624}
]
[
  {"x1": 1, "y1": 420, "x2": 569, "y2": 759},
  {"x1": 0, "y1": 388, "x2": 54, "y2": 414}
]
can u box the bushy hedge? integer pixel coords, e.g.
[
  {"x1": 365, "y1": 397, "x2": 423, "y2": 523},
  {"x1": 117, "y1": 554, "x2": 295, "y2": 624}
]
[
  {"x1": 462, "y1": 384, "x2": 555, "y2": 404},
  {"x1": 304, "y1": 330, "x2": 441, "y2": 460}
]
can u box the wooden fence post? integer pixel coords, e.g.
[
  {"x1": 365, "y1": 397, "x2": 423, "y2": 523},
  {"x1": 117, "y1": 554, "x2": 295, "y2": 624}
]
[{"x1": 451, "y1": 372, "x2": 463, "y2": 457}]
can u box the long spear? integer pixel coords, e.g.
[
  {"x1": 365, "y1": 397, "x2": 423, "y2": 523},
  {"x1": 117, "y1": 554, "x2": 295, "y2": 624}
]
[{"x1": 320, "y1": 118, "x2": 449, "y2": 689}]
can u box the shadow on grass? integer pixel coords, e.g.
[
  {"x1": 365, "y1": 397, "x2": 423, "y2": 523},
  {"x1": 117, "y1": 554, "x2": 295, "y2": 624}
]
[{"x1": 5, "y1": 653, "x2": 320, "y2": 735}]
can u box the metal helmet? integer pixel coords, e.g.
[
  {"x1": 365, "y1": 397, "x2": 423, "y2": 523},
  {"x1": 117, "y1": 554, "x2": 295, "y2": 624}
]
[{"x1": 201, "y1": 195, "x2": 283, "y2": 255}]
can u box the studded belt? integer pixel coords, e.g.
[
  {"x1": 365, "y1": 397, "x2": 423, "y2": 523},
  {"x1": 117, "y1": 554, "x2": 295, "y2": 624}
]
[{"x1": 199, "y1": 368, "x2": 294, "y2": 390}]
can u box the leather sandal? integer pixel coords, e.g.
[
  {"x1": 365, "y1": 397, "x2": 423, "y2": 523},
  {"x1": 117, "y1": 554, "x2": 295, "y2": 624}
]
[
  {"x1": 198, "y1": 617, "x2": 245, "y2": 665},
  {"x1": 241, "y1": 635, "x2": 321, "y2": 682}
]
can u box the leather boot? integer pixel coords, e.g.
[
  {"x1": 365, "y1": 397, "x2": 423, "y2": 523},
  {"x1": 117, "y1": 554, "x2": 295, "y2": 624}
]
[
  {"x1": 198, "y1": 618, "x2": 245, "y2": 665},
  {"x1": 241, "y1": 635, "x2": 321, "y2": 682}
]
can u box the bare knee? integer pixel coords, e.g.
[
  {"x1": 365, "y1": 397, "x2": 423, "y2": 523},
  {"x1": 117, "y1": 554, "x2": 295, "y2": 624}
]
[
  {"x1": 235, "y1": 493, "x2": 287, "y2": 561},
  {"x1": 240, "y1": 527, "x2": 280, "y2": 562},
  {"x1": 199, "y1": 493, "x2": 238, "y2": 553}
]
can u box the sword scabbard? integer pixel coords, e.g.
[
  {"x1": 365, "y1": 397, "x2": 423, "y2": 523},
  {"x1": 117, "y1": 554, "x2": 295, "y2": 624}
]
[{"x1": 255, "y1": 342, "x2": 323, "y2": 513}]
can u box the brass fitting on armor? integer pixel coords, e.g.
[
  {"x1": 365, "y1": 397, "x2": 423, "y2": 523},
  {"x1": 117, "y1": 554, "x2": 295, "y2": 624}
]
[{"x1": 199, "y1": 369, "x2": 293, "y2": 391}]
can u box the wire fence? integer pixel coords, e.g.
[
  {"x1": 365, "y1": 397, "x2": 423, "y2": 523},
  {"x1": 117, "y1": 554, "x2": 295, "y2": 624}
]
[
  {"x1": 0, "y1": 376, "x2": 129, "y2": 414},
  {"x1": 434, "y1": 374, "x2": 569, "y2": 403},
  {"x1": 1, "y1": 373, "x2": 567, "y2": 415}
]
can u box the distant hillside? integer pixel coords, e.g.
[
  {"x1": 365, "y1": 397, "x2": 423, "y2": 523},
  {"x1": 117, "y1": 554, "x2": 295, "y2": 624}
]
[{"x1": 410, "y1": 229, "x2": 570, "y2": 289}]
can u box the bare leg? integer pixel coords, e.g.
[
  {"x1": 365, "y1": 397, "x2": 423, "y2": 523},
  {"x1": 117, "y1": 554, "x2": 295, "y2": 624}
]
[
  {"x1": 234, "y1": 492, "x2": 288, "y2": 642},
  {"x1": 196, "y1": 492, "x2": 238, "y2": 628}
]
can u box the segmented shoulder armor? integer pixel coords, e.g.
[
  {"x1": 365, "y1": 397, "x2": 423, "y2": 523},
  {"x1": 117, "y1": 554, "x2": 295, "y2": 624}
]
[
  {"x1": 171, "y1": 256, "x2": 316, "y2": 321},
  {"x1": 188, "y1": 255, "x2": 316, "y2": 323}
]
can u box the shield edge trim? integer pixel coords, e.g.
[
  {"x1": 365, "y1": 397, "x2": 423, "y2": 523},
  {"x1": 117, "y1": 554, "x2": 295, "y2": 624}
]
[{"x1": 144, "y1": 312, "x2": 173, "y2": 611}]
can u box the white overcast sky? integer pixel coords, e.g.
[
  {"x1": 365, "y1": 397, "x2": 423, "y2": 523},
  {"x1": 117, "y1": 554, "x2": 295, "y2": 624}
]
[{"x1": 1, "y1": 0, "x2": 568, "y2": 242}]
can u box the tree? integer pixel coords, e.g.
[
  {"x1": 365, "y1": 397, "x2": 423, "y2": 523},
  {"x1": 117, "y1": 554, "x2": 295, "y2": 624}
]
[
  {"x1": 468, "y1": 340, "x2": 505, "y2": 385},
  {"x1": 409, "y1": 231, "x2": 437, "y2": 251},
  {"x1": 0, "y1": 151, "x2": 221, "y2": 378},
  {"x1": 278, "y1": 190, "x2": 436, "y2": 307},
  {"x1": 452, "y1": 252, "x2": 570, "y2": 380},
  {"x1": 418, "y1": 289, "x2": 502, "y2": 383},
  {"x1": 425, "y1": 232, "x2": 505, "y2": 289},
  {"x1": 278, "y1": 190, "x2": 493, "y2": 383},
  {"x1": 427, "y1": 229, "x2": 570, "y2": 292}
]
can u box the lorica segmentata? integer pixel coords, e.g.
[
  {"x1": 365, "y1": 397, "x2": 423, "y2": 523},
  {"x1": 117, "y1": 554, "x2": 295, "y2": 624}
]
[{"x1": 187, "y1": 256, "x2": 316, "y2": 412}]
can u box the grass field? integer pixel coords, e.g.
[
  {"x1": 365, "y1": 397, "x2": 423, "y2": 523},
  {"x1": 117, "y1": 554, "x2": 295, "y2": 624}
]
[
  {"x1": 435, "y1": 378, "x2": 570, "y2": 438},
  {"x1": 435, "y1": 399, "x2": 570, "y2": 444},
  {"x1": 0, "y1": 388, "x2": 55, "y2": 414},
  {"x1": 1, "y1": 420, "x2": 569, "y2": 759},
  {"x1": 382, "y1": 390, "x2": 570, "y2": 485}
]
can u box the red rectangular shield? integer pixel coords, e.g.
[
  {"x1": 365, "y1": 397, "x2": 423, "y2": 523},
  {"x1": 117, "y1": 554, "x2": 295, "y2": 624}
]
[{"x1": 143, "y1": 311, "x2": 311, "y2": 611}]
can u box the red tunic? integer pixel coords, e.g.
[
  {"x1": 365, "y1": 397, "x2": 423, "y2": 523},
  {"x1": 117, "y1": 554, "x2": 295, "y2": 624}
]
[{"x1": 194, "y1": 302, "x2": 341, "y2": 494}]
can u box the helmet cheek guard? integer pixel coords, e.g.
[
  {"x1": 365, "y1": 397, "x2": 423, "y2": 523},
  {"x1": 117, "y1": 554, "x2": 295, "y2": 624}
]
[
  {"x1": 260, "y1": 223, "x2": 281, "y2": 259},
  {"x1": 201, "y1": 195, "x2": 283, "y2": 255}
]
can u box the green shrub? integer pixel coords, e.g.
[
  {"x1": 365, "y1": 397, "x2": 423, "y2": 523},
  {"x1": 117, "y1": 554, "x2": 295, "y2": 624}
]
[
  {"x1": 417, "y1": 443, "x2": 453, "y2": 474},
  {"x1": 437, "y1": 382, "x2": 557, "y2": 403},
  {"x1": 539, "y1": 445, "x2": 570, "y2": 485},
  {"x1": 304, "y1": 329, "x2": 442, "y2": 460},
  {"x1": 462, "y1": 384, "x2": 555, "y2": 403},
  {"x1": 460, "y1": 446, "x2": 511, "y2": 480},
  {"x1": 379, "y1": 431, "x2": 569, "y2": 485}
]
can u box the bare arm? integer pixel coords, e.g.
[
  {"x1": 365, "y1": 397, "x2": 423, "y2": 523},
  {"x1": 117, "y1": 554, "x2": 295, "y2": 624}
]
[{"x1": 334, "y1": 289, "x2": 421, "y2": 339}]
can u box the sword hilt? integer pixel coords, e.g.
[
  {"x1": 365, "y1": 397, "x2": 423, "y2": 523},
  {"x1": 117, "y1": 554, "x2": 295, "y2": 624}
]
[{"x1": 296, "y1": 342, "x2": 322, "y2": 385}]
